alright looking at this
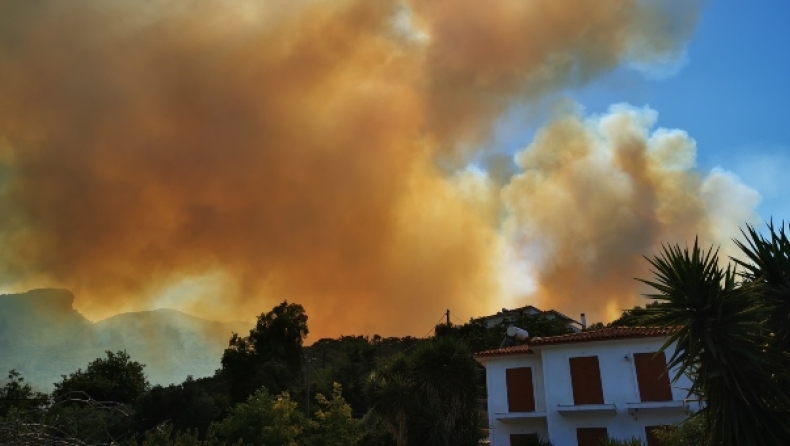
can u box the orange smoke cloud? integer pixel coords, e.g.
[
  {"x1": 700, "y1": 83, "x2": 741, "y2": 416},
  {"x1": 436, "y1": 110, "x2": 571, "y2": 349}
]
[
  {"x1": 502, "y1": 104, "x2": 760, "y2": 322},
  {"x1": 0, "y1": 0, "x2": 703, "y2": 338}
]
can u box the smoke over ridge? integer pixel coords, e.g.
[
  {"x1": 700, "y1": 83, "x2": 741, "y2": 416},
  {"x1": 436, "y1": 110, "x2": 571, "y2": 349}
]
[{"x1": 0, "y1": 0, "x2": 754, "y2": 337}]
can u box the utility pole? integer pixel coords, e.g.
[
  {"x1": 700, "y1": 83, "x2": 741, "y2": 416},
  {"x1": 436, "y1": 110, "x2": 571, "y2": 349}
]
[{"x1": 446, "y1": 309, "x2": 450, "y2": 326}]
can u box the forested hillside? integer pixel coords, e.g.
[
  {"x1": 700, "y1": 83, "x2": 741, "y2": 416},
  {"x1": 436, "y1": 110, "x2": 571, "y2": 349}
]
[{"x1": 0, "y1": 298, "x2": 573, "y2": 445}]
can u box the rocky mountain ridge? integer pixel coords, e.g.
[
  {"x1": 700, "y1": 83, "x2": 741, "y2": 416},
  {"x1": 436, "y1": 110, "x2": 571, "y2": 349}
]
[{"x1": 0, "y1": 289, "x2": 251, "y2": 391}]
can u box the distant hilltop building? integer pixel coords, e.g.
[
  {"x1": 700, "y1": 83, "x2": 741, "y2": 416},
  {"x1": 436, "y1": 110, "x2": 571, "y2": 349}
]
[{"x1": 473, "y1": 305, "x2": 583, "y2": 332}]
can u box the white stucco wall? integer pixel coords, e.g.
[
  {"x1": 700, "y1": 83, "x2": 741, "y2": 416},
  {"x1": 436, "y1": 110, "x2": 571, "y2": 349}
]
[
  {"x1": 481, "y1": 337, "x2": 697, "y2": 446},
  {"x1": 484, "y1": 353, "x2": 549, "y2": 444}
]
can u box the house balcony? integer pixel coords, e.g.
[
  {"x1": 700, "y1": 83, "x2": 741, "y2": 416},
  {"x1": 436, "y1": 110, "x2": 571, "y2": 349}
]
[
  {"x1": 494, "y1": 411, "x2": 547, "y2": 422},
  {"x1": 556, "y1": 403, "x2": 617, "y2": 415},
  {"x1": 626, "y1": 400, "x2": 689, "y2": 415}
]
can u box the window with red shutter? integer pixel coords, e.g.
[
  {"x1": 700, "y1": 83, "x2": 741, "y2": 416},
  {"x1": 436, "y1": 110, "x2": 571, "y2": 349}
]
[
  {"x1": 645, "y1": 426, "x2": 666, "y2": 446},
  {"x1": 634, "y1": 352, "x2": 673, "y2": 402},
  {"x1": 505, "y1": 367, "x2": 535, "y2": 412},
  {"x1": 510, "y1": 433, "x2": 539, "y2": 446},
  {"x1": 576, "y1": 427, "x2": 607, "y2": 446},
  {"x1": 569, "y1": 356, "x2": 604, "y2": 405}
]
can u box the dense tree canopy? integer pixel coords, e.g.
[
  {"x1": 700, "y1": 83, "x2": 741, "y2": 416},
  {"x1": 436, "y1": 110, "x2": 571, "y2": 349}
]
[
  {"x1": 434, "y1": 313, "x2": 573, "y2": 352},
  {"x1": 366, "y1": 336, "x2": 483, "y2": 446},
  {"x1": 607, "y1": 302, "x2": 654, "y2": 326},
  {"x1": 2, "y1": 299, "x2": 536, "y2": 445},
  {"x1": 53, "y1": 350, "x2": 148, "y2": 405},
  {"x1": 134, "y1": 375, "x2": 229, "y2": 437},
  {"x1": 221, "y1": 301, "x2": 309, "y2": 403},
  {"x1": 0, "y1": 369, "x2": 48, "y2": 419},
  {"x1": 213, "y1": 388, "x2": 307, "y2": 446}
]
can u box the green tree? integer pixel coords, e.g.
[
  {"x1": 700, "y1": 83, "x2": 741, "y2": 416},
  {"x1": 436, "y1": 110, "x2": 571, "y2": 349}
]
[
  {"x1": 53, "y1": 350, "x2": 148, "y2": 405},
  {"x1": 0, "y1": 369, "x2": 51, "y2": 444},
  {"x1": 132, "y1": 422, "x2": 226, "y2": 446},
  {"x1": 410, "y1": 337, "x2": 482, "y2": 445},
  {"x1": 582, "y1": 321, "x2": 605, "y2": 331},
  {"x1": 213, "y1": 388, "x2": 307, "y2": 446},
  {"x1": 435, "y1": 314, "x2": 573, "y2": 352},
  {"x1": 0, "y1": 369, "x2": 48, "y2": 419},
  {"x1": 608, "y1": 302, "x2": 662, "y2": 327},
  {"x1": 306, "y1": 336, "x2": 378, "y2": 416},
  {"x1": 638, "y1": 234, "x2": 790, "y2": 445},
  {"x1": 365, "y1": 355, "x2": 412, "y2": 446},
  {"x1": 652, "y1": 413, "x2": 709, "y2": 446},
  {"x1": 509, "y1": 313, "x2": 575, "y2": 338},
  {"x1": 366, "y1": 337, "x2": 482, "y2": 446},
  {"x1": 39, "y1": 351, "x2": 148, "y2": 444},
  {"x1": 221, "y1": 301, "x2": 308, "y2": 403},
  {"x1": 134, "y1": 375, "x2": 229, "y2": 438},
  {"x1": 305, "y1": 383, "x2": 359, "y2": 446}
]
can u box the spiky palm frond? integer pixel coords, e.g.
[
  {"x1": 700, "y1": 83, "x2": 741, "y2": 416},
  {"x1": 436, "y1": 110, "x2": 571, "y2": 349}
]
[
  {"x1": 637, "y1": 239, "x2": 790, "y2": 446},
  {"x1": 365, "y1": 355, "x2": 414, "y2": 446},
  {"x1": 408, "y1": 337, "x2": 480, "y2": 446},
  {"x1": 364, "y1": 338, "x2": 483, "y2": 446},
  {"x1": 732, "y1": 221, "x2": 790, "y2": 349}
]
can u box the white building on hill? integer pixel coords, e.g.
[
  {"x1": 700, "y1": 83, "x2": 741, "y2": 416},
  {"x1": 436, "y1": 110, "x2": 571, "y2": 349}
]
[
  {"x1": 474, "y1": 326, "x2": 698, "y2": 446},
  {"x1": 473, "y1": 305, "x2": 583, "y2": 332}
]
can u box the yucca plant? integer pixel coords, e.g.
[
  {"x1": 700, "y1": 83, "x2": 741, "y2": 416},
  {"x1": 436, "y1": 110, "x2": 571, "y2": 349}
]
[
  {"x1": 364, "y1": 337, "x2": 483, "y2": 446},
  {"x1": 365, "y1": 355, "x2": 414, "y2": 446},
  {"x1": 732, "y1": 222, "x2": 790, "y2": 349},
  {"x1": 637, "y1": 238, "x2": 790, "y2": 446}
]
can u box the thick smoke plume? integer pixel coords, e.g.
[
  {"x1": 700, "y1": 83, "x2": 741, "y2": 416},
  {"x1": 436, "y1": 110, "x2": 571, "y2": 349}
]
[
  {"x1": 502, "y1": 104, "x2": 760, "y2": 322},
  {"x1": 0, "y1": 0, "x2": 719, "y2": 337}
]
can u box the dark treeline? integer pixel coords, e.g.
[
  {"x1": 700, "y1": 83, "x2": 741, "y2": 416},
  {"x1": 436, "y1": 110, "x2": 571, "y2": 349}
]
[
  {"x1": 5, "y1": 223, "x2": 789, "y2": 445},
  {"x1": 0, "y1": 298, "x2": 573, "y2": 446}
]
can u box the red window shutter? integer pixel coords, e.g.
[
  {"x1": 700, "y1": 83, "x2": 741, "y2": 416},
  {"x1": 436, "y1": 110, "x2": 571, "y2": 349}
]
[
  {"x1": 645, "y1": 426, "x2": 666, "y2": 446},
  {"x1": 510, "y1": 433, "x2": 539, "y2": 446},
  {"x1": 634, "y1": 352, "x2": 673, "y2": 402},
  {"x1": 576, "y1": 427, "x2": 608, "y2": 446},
  {"x1": 569, "y1": 356, "x2": 604, "y2": 405},
  {"x1": 506, "y1": 367, "x2": 535, "y2": 412}
]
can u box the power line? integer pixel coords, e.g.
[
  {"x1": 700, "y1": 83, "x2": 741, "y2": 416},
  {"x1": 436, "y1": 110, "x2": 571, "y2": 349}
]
[
  {"x1": 450, "y1": 311, "x2": 469, "y2": 325},
  {"x1": 398, "y1": 312, "x2": 448, "y2": 355}
]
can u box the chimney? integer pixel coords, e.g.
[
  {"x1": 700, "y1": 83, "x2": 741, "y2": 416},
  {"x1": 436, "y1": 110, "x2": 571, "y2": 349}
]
[{"x1": 581, "y1": 313, "x2": 587, "y2": 330}]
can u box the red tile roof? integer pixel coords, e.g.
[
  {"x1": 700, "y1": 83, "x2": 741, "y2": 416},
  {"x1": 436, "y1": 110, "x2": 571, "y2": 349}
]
[{"x1": 474, "y1": 326, "x2": 675, "y2": 358}]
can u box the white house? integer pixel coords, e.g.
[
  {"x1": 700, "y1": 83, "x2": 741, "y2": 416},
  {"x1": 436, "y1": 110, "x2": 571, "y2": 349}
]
[{"x1": 474, "y1": 326, "x2": 698, "y2": 446}]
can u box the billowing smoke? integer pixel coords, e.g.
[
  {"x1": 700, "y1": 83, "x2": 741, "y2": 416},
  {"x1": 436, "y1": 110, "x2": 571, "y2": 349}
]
[
  {"x1": 501, "y1": 104, "x2": 760, "y2": 322},
  {"x1": 0, "y1": 0, "x2": 733, "y2": 338}
]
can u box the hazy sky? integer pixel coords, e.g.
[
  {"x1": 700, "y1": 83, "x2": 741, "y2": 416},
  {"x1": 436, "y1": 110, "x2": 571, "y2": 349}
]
[{"x1": 0, "y1": 0, "x2": 787, "y2": 337}]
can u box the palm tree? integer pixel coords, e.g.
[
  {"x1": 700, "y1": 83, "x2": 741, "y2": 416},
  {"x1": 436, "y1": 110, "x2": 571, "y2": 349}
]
[
  {"x1": 638, "y1": 236, "x2": 790, "y2": 446},
  {"x1": 732, "y1": 222, "x2": 790, "y2": 349},
  {"x1": 365, "y1": 337, "x2": 483, "y2": 446},
  {"x1": 408, "y1": 337, "x2": 482, "y2": 446},
  {"x1": 365, "y1": 355, "x2": 414, "y2": 446}
]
